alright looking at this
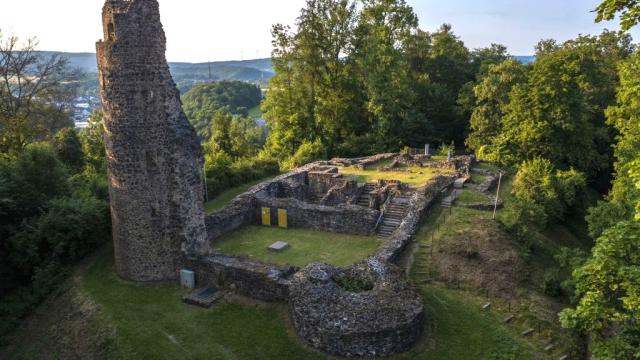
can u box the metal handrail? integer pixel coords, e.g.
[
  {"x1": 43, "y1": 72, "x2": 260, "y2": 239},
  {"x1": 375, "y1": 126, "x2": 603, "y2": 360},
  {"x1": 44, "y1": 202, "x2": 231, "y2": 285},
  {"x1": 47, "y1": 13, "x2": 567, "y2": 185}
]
[{"x1": 373, "y1": 188, "x2": 396, "y2": 232}]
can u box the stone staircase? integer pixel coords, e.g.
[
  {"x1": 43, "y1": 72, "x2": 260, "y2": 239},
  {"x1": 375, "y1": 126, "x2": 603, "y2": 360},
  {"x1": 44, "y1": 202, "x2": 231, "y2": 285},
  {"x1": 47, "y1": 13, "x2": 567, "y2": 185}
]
[
  {"x1": 357, "y1": 182, "x2": 376, "y2": 207},
  {"x1": 441, "y1": 190, "x2": 458, "y2": 209},
  {"x1": 377, "y1": 195, "x2": 411, "y2": 239}
]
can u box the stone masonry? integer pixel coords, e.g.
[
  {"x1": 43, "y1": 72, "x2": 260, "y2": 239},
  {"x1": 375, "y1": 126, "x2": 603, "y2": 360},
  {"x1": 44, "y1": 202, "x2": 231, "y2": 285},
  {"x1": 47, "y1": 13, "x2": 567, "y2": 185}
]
[{"x1": 96, "y1": 0, "x2": 209, "y2": 281}]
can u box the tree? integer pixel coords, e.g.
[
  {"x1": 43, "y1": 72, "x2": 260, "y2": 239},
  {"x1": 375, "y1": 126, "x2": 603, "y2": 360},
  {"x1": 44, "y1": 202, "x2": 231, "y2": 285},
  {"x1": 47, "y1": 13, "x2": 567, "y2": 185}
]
[
  {"x1": 587, "y1": 53, "x2": 640, "y2": 239},
  {"x1": 51, "y1": 128, "x2": 84, "y2": 173},
  {"x1": 595, "y1": 0, "x2": 640, "y2": 31},
  {"x1": 480, "y1": 31, "x2": 633, "y2": 173},
  {"x1": 79, "y1": 110, "x2": 106, "y2": 175},
  {"x1": 559, "y1": 220, "x2": 640, "y2": 360},
  {"x1": 356, "y1": 0, "x2": 426, "y2": 151},
  {"x1": 0, "y1": 29, "x2": 80, "y2": 157},
  {"x1": 466, "y1": 59, "x2": 526, "y2": 154},
  {"x1": 181, "y1": 81, "x2": 261, "y2": 140}
]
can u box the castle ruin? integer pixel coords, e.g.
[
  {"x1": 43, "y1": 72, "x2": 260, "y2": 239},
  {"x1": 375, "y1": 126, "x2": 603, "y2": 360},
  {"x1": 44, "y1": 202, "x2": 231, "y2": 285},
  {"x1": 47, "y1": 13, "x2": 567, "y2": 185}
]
[{"x1": 96, "y1": 0, "x2": 209, "y2": 281}]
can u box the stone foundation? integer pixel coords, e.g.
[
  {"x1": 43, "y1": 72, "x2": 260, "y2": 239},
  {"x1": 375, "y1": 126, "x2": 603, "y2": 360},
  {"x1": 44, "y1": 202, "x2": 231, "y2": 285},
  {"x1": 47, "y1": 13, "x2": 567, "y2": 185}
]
[{"x1": 290, "y1": 260, "x2": 423, "y2": 357}]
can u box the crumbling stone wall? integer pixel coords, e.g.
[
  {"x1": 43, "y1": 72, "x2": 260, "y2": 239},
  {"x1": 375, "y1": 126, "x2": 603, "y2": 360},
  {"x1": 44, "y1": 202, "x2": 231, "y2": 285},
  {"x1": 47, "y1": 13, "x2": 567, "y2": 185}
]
[
  {"x1": 96, "y1": 0, "x2": 208, "y2": 281},
  {"x1": 290, "y1": 259, "x2": 423, "y2": 357},
  {"x1": 186, "y1": 254, "x2": 298, "y2": 302}
]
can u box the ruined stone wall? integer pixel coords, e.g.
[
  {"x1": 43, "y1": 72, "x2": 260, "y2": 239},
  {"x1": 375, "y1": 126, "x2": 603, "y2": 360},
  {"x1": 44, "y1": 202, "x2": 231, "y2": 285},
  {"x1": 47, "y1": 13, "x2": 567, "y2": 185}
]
[
  {"x1": 374, "y1": 176, "x2": 455, "y2": 263},
  {"x1": 256, "y1": 197, "x2": 380, "y2": 236},
  {"x1": 96, "y1": 0, "x2": 208, "y2": 281},
  {"x1": 308, "y1": 171, "x2": 343, "y2": 196},
  {"x1": 186, "y1": 254, "x2": 298, "y2": 302}
]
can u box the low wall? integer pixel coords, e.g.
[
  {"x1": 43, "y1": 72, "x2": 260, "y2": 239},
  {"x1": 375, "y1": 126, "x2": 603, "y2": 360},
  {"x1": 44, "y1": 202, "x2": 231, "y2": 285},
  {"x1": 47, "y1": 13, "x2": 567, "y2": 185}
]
[
  {"x1": 256, "y1": 196, "x2": 380, "y2": 236},
  {"x1": 187, "y1": 254, "x2": 298, "y2": 302}
]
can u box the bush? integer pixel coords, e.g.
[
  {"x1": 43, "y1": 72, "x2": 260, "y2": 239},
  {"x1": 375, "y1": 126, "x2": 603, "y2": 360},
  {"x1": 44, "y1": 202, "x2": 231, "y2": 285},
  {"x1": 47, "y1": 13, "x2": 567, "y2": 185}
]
[
  {"x1": 204, "y1": 153, "x2": 280, "y2": 200},
  {"x1": 542, "y1": 268, "x2": 563, "y2": 298},
  {"x1": 282, "y1": 140, "x2": 327, "y2": 170},
  {"x1": 512, "y1": 158, "x2": 586, "y2": 224},
  {"x1": 51, "y1": 128, "x2": 85, "y2": 173}
]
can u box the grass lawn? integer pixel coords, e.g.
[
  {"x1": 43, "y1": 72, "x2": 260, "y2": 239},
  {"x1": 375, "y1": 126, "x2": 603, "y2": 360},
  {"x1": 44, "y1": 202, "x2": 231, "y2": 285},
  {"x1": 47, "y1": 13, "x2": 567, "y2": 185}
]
[
  {"x1": 475, "y1": 162, "x2": 500, "y2": 172},
  {"x1": 82, "y1": 247, "x2": 324, "y2": 360},
  {"x1": 471, "y1": 173, "x2": 488, "y2": 184},
  {"x1": 204, "y1": 174, "x2": 281, "y2": 214},
  {"x1": 457, "y1": 189, "x2": 492, "y2": 203},
  {"x1": 340, "y1": 160, "x2": 454, "y2": 187},
  {"x1": 248, "y1": 105, "x2": 262, "y2": 118},
  {"x1": 78, "y1": 245, "x2": 539, "y2": 360},
  {"x1": 212, "y1": 225, "x2": 380, "y2": 267}
]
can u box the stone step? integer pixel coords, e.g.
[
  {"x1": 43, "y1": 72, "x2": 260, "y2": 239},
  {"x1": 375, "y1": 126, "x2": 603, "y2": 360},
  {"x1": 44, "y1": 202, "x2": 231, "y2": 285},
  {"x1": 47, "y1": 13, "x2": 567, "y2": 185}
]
[
  {"x1": 521, "y1": 329, "x2": 534, "y2": 336},
  {"x1": 503, "y1": 315, "x2": 515, "y2": 324}
]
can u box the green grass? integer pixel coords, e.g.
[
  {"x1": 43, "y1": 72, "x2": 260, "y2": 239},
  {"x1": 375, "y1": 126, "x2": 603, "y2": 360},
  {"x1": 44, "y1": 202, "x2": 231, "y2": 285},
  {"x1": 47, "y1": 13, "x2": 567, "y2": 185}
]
[
  {"x1": 204, "y1": 175, "x2": 280, "y2": 214},
  {"x1": 78, "y1": 245, "x2": 539, "y2": 360},
  {"x1": 248, "y1": 105, "x2": 263, "y2": 118},
  {"x1": 471, "y1": 173, "x2": 488, "y2": 184},
  {"x1": 340, "y1": 160, "x2": 454, "y2": 187},
  {"x1": 212, "y1": 225, "x2": 380, "y2": 267},
  {"x1": 457, "y1": 189, "x2": 492, "y2": 204},
  {"x1": 82, "y1": 247, "x2": 324, "y2": 360},
  {"x1": 475, "y1": 162, "x2": 500, "y2": 172}
]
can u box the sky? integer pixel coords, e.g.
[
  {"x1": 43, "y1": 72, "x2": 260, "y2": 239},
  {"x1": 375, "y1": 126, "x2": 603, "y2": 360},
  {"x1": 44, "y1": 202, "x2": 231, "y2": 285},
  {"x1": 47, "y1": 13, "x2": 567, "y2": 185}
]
[{"x1": 0, "y1": 0, "x2": 638, "y2": 63}]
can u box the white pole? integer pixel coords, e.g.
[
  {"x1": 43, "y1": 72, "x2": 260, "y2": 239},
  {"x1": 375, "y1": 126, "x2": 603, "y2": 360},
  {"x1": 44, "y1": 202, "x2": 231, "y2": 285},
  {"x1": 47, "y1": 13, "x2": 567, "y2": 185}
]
[{"x1": 493, "y1": 172, "x2": 502, "y2": 219}]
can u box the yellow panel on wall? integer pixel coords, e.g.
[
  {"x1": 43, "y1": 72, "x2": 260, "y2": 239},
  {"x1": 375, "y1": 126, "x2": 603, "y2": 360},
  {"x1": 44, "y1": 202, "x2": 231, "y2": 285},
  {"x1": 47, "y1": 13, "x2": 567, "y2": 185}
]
[
  {"x1": 261, "y1": 207, "x2": 271, "y2": 227},
  {"x1": 278, "y1": 209, "x2": 288, "y2": 229}
]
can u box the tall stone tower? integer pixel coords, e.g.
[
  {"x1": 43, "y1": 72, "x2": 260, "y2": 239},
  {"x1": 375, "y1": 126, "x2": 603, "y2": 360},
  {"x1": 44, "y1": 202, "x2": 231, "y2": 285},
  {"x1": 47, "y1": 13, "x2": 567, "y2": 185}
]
[{"x1": 96, "y1": 0, "x2": 209, "y2": 281}]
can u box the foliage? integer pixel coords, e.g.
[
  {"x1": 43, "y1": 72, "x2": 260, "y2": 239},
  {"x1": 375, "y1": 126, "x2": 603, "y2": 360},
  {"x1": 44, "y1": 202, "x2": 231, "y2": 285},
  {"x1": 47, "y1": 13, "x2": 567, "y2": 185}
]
[
  {"x1": 542, "y1": 268, "x2": 563, "y2": 298},
  {"x1": 281, "y1": 139, "x2": 327, "y2": 170},
  {"x1": 437, "y1": 141, "x2": 455, "y2": 156},
  {"x1": 203, "y1": 152, "x2": 280, "y2": 200},
  {"x1": 334, "y1": 276, "x2": 375, "y2": 293},
  {"x1": 467, "y1": 59, "x2": 526, "y2": 155},
  {"x1": 594, "y1": 0, "x2": 640, "y2": 30},
  {"x1": 51, "y1": 128, "x2": 85, "y2": 173},
  {"x1": 474, "y1": 31, "x2": 634, "y2": 176},
  {"x1": 181, "y1": 81, "x2": 261, "y2": 140},
  {"x1": 79, "y1": 110, "x2": 107, "y2": 175},
  {"x1": 587, "y1": 53, "x2": 640, "y2": 239},
  {"x1": 204, "y1": 110, "x2": 265, "y2": 160},
  {"x1": 0, "y1": 29, "x2": 80, "y2": 157},
  {"x1": 559, "y1": 220, "x2": 640, "y2": 360},
  {"x1": 512, "y1": 158, "x2": 586, "y2": 223}
]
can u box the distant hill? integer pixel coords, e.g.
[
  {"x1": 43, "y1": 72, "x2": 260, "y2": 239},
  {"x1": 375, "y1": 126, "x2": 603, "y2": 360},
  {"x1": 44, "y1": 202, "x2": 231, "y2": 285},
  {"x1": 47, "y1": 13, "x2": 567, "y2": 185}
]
[
  {"x1": 515, "y1": 55, "x2": 535, "y2": 64},
  {"x1": 38, "y1": 52, "x2": 273, "y2": 95}
]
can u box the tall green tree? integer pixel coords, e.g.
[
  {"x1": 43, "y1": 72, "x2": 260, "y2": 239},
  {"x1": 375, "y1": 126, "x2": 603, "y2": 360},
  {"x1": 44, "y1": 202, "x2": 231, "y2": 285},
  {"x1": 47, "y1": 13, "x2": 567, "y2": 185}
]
[
  {"x1": 356, "y1": 0, "x2": 426, "y2": 151},
  {"x1": 51, "y1": 128, "x2": 85, "y2": 174},
  {"x1": 479, "y1": 31, "x2": 633, "y2": 174},
  {"x1": 466, "y1": 59, "x2": 526, "y2": 154}
]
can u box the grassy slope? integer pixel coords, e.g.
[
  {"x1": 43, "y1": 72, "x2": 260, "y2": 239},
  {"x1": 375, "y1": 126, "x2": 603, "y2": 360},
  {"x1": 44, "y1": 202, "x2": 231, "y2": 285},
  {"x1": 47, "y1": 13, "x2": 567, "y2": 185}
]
[
  {"x1": 248, "y1": 105, "x2": 263, "y2": 118},
  {"x1": 213, "y1": 225, "x2": 380, "y2": 267},
  {"x1": 457, "y1": 189, "x2": 492, "y2": 203},
  {"x1": 204, "y1": 175, "x2": 281, "y2": 214}
]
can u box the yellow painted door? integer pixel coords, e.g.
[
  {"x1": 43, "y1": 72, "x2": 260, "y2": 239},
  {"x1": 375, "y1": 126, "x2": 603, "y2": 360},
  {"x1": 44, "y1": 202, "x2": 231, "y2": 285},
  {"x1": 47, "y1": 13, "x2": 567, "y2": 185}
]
[
  {"x1": 278, "y1": 209, "x2": 288, "y2": 229},
  {"x1": 261, "y1": 207, "x2": 271, "y2": 226}
]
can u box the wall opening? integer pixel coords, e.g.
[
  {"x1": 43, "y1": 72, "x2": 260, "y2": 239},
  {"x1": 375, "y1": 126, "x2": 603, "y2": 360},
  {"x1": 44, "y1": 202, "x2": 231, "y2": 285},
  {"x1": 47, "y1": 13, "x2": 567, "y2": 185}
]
[{"x1": 107, "y1": 23, "x2": 115, "y2": 41}]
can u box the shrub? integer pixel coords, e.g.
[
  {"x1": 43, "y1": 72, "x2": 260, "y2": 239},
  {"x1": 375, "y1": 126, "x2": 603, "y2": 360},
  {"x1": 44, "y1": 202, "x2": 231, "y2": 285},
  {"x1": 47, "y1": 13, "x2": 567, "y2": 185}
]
[
  {"x1": 542, "y1": 268, "x2": 563, "y2": 298},
  {"x1": 282, "y1": 140, "x2": 327, "y2": 170},
  {"x1": 204, "y1": 153, "x2": 280, "y2": 200}
]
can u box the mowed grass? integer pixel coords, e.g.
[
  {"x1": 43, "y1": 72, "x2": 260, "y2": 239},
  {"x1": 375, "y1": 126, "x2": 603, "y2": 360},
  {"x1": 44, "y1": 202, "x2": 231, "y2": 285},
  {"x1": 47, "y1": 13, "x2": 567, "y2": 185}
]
[
  {"x1": 457, "y1": 189, "x2": 492, "y2": 203},
  {"x1": 79, "y1": 245, "x2": 537, "y2": 360},
  {"x1": 339, "y1": 159, "x2": 454, "y2": 187},
  {"x1": 212, "y1": 225, "x2": 380, "y2": 267},
  {"x1": 204, "y1": 174, "x2": 281, "y2": 214},
  {"x1": 248, "y1": 105, "x2": 263, "y2": 118},
  {"x1": 81, "y1": 247, "x2": 325, "y2": 360}
]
